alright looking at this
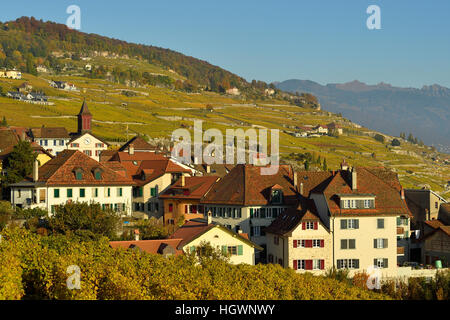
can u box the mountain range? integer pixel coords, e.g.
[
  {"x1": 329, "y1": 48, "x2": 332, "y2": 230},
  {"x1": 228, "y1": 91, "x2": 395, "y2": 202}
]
[{"x1": 275, "y1": 80, "x2": 450, "y2": 153}]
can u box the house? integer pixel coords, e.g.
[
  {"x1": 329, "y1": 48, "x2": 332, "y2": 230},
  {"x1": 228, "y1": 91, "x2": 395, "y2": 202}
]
[
  {"x1": 27, "y1": 92, "x2": 48, "y2": 103},
  {"x1": 30, "y1": 127, "x2": 71, "y2": 156},
  {"x1": 50, "y1": 81, "x2": 78, "y2": 91},
  {"x1": 420, "y1": 225, "x2": 450, "y2": 267},
  {"x1": 200, "y1": 164, "x2": 299, "y2": 263},
  {"x1": 168, "y1": 218, "x2": 263, "y2": 265},
  {"x1": 106, "y1": 150, "x2": 192, "y2": 218},
  {"x1": 313, "y1": 125, "x2": 328, "y2": 135},
  {"x1": 7, "y1": 91, "x2": 27, "y2": 101},
  {"x1": 190, "y1": 162, "x2": 235, "y2": 177},
  {"x1": 66, "y1": 100, "x2": 109, "y2": 161},
  {"x1": 9, "y1": 150, "x2": 135, "y2": 216},
  {"x1": 109, "y1": 239, "x2": 184, "y2": 257},
  {"x1": 265, "y1": 199, "x2": 331, "y2": 274},
  {"x1": 0, "y1": 70, "x2": 22, "y2": 79},
  {"x1": 36, "y1": 65, "x2": 49, "y2": 73},
  {"x1": 405, "y1": 189, "x2": 448, "y2": 228},
  {"x1": 18, "y1": 82, "x2": 33, "y2": 93},
  {"x1": 226, "y1": 87, "x2": 240, "y2": 95},
  {"x1": 439, "y1": 204, "x2": 450, "y2": 225},
  {"x1": 327, "y1": 122, "x2": 343, "y2": 135},
  {"x1": 159, "y1": 176, "x2": 219, "y2": 225}
]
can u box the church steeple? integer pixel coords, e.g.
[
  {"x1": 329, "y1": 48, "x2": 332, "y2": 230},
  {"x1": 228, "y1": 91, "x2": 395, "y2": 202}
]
[{"x1": 78, "y1": 98, "x2": 92, "y2": 133}]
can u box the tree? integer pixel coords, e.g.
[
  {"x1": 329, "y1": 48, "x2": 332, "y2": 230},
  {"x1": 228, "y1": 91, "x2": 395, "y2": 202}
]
[
  {"x1": 322, "y1": 158, "x2": 328, "y2": 171},
  {"x1": 374, "y1": 134, "x2": 385, "y2": 144},
  {"x1": 1, "y1": 140, "x2": 36, "y2": 186},
  {"x1": 48, "y1": 202, "x2": 121, "y2": 240},
  {"x1": 304, "y1": 160, "x2": 310, "y2": 171},
  {"x1": 0, "y1": 201, "x2": 13, "y2": 230},
  {"x1": 391, "y1": 138, "x2": 401, "y2": 147},
  {"x1": 0, "y1": 116, "x2": 7, "y2": 127}
]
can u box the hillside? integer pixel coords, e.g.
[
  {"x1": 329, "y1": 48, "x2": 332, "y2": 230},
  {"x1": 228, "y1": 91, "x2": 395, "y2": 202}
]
[
  {"x1": 0, "y1": 18, "x2": 448, "y2": 200},
  {"x1": 276, "y1": 79, "x2": 450, "y2": 153}
]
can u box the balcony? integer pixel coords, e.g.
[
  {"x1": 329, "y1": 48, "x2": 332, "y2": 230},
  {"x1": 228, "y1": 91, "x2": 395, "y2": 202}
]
[{"x1": 397, "y1": 246, "x2": 405, "y2": 256}]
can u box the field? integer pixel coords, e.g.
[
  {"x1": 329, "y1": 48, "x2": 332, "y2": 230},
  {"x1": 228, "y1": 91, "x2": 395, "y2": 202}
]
[{"x1": 1, "y1": 64, "x2": 449, "y2": 198}]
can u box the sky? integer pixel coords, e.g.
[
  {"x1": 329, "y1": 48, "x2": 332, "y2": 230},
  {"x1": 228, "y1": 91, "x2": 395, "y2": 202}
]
[{"x1": 1, "y1": 0, "x2": 449, "y2": 88}]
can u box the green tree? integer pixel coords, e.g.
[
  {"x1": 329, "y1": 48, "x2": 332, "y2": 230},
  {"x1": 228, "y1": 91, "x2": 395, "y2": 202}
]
[
  {"x1": 322, "y1": 158, "x2": 328, "y2": 171},
  {"x1": 48, "y1": 202, "x2": 121, "y2": 240},
  {"x1": 304, "y1": 160, "x2": 310, "y2": 171},
  {"x1": 0, "y1": 116, "x2": 7, "y2": 127},
  {"x1": 391, "y1": 138, "x2": 401, "y2": 147},
  {"x1": 0, "y1": 201, "x2": 13, "y2": 231},
  {"x1": 374, "y1": 134, "x2": 385, "y2": 144},
  {"x1": 1, "y1": 140, "x2": 36, "y2": 186}
]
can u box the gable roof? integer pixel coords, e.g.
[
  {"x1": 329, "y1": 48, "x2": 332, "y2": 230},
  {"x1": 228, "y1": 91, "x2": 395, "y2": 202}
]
[
  {"x1": 109, "y1": 239, "x2": 184, "y2": 256},
  {"x1": 424, "y1": 219, "x2": 445, "y2": 230},
  {"x1": 14, "y1": 150, "x2": 134, "y2": 186},
  {"x1": 264, "y1": 199, "x2": 322, "y2": 236},
  {"x1": 159, "y1": 176, "x2": 219, "y2": 200},
  {"x1": 305, "y1": 167, "x2": 411, "y2": 217},
  {"x1": 68, "y1": 132, "x2": 110, "y2": 146},
  {"x1": 31, "y1": 127, "x2": 70, "y2": 139},
  {"x1": 119, "y1": 136, "x2": 158, "y2": 152},
  {"x1": 191, "y1": 163, "x2": 235, "y2": 177},
  {"x1": 200, "y1": 164, "x2": 298, "y2": 206},
  {"x1": 169, "y1": 219, "x2": 263, "y2": 250},
  {"x1": 78, "y1": 99, "x2": 92, "y2": 116}
]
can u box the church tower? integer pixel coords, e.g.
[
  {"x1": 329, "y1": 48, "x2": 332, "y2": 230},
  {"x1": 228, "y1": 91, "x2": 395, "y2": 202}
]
[{"x1": 77, "y1": 99, "x2": 92, "y2": 133}]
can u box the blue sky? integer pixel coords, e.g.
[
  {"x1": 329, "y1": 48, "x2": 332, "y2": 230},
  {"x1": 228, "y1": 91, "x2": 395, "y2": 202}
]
[{"x1": 1, "y1": 0, "x2": 449, "y2": 87}]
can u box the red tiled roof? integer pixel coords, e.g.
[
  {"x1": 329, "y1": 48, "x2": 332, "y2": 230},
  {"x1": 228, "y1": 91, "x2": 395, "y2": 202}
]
[
  {"x1": 424, "y1": 219, "x2": 445, "y2": 230},
  {"x1": 200, "y1": 164, "x2": 299, "y2": 206},
  {"x1": 159, "y1": 176, "x2": 219, "y2": 200},
  {"x1": 31, "y1": 127, "x2": 70, "y2": 139},
  {"x1": 20, "y1": 150, "x2": 134, "y2": 186},
  {"x1": 109, "y1": 239, "x2": 184, "y2": 256},
  {"x1": 131, "y1": 159, "x2": 191, "y2": 186},
  {"x1": 119, "y1": 136, "x2": 159, "y2": 152},
  {"x1": 312, "y1": 167, "x2": 411, "y2": 217}
]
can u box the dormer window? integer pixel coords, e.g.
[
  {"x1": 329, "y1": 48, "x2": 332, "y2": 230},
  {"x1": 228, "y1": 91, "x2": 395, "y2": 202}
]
[
  {"x1": 74, "y1": 168, "x2": 83, "y2": 180},
  {"x1": 341, "y1": 197, "x2": 375, "y2": 209},
  {"x1": 270, "y1": 185, "x2": 283, "y2": 204},
  {"x1": 93, "y1": 168, "x2": 103, "y2": 180}
]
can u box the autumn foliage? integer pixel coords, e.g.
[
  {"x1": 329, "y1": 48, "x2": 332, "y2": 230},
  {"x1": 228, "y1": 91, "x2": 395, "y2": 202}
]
[{"x1": 0, "y1": 227, "x2": 388, "y2": 300}]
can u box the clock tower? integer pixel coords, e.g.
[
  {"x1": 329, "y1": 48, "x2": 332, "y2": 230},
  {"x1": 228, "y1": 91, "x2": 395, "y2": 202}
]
[{"x1": 78, "y1": 99, "x2": 92, "y2": 133}]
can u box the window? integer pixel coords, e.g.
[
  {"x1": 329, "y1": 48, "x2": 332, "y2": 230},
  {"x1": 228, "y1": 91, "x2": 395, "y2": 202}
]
[
  {"x1": 337, "y1": 259, "x2": 359, "y2": 269},
  {"x1": 374, "y1": 238, "x2": 388, "y2": 249},
  {"x1": 60, "y1": 140, "x2": 64, "y2": 146},
  {"x1": 79, "y1": 188, "x2": 85, "y2": 198},
  {"x1": 75, "y1": 171, "x2": 83, "y2": 180},
  {"x1": 84, "y1": 150, "x2": 92, "y2": 157},
  {"x1": 106, "y1": 188, "x2": 111, "y2": 197},
  {"x1": 374, "y1": 258, "x2": 388, "y2": 268},
  {"x1": 54, "y1": 139, "x2": 57, "y2": 146},
  {"x1": 67, "y1": 189, "x2": 73, "y2": 198},
  {"x1": 312, "y1": 239, "x2": 321, "y2": 248},
  {"x1": 54, "y1": 189, "x2": 60, "y2": 198},
  {"x1": 225, "y1": 245, "x2": 243, "y2": 256},
  {"x1": 117, "y1": 188, "x2": 123, "y2": 197},
  {"x1": 302, "y1": 221, "x2": 317, "y2": 230},
  {"x1": 296, "y1": 260, "x2": 306, "y2": 270},
  {"x1": 94, "y1": 170, "x2": 102, "y2": 180},
  {"x1": 341, "y1": 239, "x2": 356, "y2": 249},
  {"x1": 377, "y1": 218, "x2": 385, "y2": 229},
  {"x1": 150, "y1": 187, "x2": 157, "y2": 197},
  {"x1": 364, "y1": 199, "x2": 371, "y2": 208},
  {"x1": 435, "y1": 202, "x2": 438, "y2": 209},
  {"x1": 294, "y1": 259, "x2": 324, "y2": 271},
  {"x1": 168, "y1": 203, "x2": 173, "y2": 212},
  {"x1": 93, "y1": 188, "x2": 98, "y2": 198},
  {"x1": 251, "y1": 226, "x2": 261, "y2": 237},
  {"x1": 341, "y1": 219, "x2": 359, "y2": 229},
  {"x1": 313, "y1": 259, "x2": 322, "y2": 270},
  {"x1": 271, "y1": 189, "x2": 282, "y2": 204}
]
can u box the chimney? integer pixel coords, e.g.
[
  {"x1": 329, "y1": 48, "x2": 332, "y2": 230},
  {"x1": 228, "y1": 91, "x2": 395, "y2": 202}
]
[
  {"x1": 293, "y1": 172, "x2": 298, "y2": 189},
  {"x1": 134, "y1": 229, "x2": 140, "y2": 241},
  {"x1": 128, "y1": 144, "x2": 135, "y2": 155},
  {"x1": 300, "y1": 182, "x2": 304, "y2": 195},
  {"x1": 207, "y1": 210, "x2": 212, "y2": 225},
  {"x1": 181, "y1": 175, "x2": 185, "y2": 187},
  {"x1": 351, "y1": 168, "x2": 357, "y2": 190},
  {"x1": 238, "y1": 229, "x2": 243, "y2": 234},
  {"x1": 32, "y1": 159, "x2": 39, "y2": 182}
]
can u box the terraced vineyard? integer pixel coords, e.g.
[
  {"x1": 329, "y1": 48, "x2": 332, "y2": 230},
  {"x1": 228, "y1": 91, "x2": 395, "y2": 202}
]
[{"x1": 1, "y1": 68, "x2": 449, "y2": 199}]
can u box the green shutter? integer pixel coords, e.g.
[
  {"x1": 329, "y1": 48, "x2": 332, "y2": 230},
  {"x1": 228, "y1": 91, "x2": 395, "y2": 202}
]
[
  {"x1": 383, "y1": 259, "x2": 388, "y2": 268},
  {"x1": 237, "y1": 245, "x2": 243, "y2": 256},
  {"x1": 119, "y1": 188, "x2": 122, "y2": 196},
  {"x1": 222, "y1": 245, "x2": 228, "y2": 255},
  {"x1": 151, "y1": 188, "x2": 156, "y2": 197},
  {"x1": 341, "y1": 219, "x2": 347, "y2": 229},
  {"x1": 139, "y1": 187, "x2": 143, "y2": 197},
  {"x1": 190, "y1": 246, "x2": 196, "y2": 254},
  {"x1": 67, "y1": 189, "x2": 72, "y2": 198},
  {"x1": 250, "y1": 208, "x2": 254, "y2": 218},
  {"x1": 374, "y1": 239, "x2": 377, "y2": 248}
]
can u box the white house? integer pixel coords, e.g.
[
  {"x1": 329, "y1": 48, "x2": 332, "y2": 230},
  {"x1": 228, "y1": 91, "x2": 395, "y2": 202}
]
[
  {"x1": 10, "y1": 150, "x2": 135, "y2": 216},
  {"x1": 30, "y1": 127, "x2": 71, "y2": 156}
]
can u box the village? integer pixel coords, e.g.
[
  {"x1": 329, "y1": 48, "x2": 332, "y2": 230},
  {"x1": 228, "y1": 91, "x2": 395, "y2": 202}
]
[{"x1": 0, "y1": 99, "x2": 448, "y2": 282}]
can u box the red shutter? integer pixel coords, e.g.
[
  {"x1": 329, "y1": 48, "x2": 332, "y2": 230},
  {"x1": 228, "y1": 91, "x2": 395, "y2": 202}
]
[
  {"x1": 293, "y1": 260, "x2": 298, "y2": 270},
  {"x1": 302, "y1": 222, "x2": 306, "y2": 230},
  {"x1": 184, "y1": 205, "x2": 188, "y2": 214},
  {"x1": 306, "y1": 240, "x2": 313, "y2": 248},
  {"x1": 293, "y1": 240, "x2": 297, "y2": 248},
  {"x1": 306, "y1": 260, "x2": 313, "y2": 270},
  {"x1": 320, "y1": 260, "x2": 325, "y2": 270},
  {"x1": 320, "y1": 239, "x2": 325, "y2": 248},
  {"x1": 314, "y1": 222, "x2": 318, "y2": 230}
]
